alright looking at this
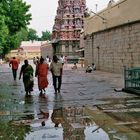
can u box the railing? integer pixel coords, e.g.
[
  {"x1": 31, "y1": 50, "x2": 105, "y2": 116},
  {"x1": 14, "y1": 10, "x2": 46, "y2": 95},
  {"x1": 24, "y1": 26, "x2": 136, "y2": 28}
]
[{"x1": 123, "y1": 67, "x2": 140, "y2": 94}]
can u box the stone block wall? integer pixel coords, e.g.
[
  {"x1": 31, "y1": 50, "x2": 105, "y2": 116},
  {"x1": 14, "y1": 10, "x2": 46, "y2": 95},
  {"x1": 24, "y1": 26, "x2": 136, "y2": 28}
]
[
  {"x1": 41, "y1": 43, "x2": 53, "y2": 59},
  {"x1": 85, "y1": 22, "x2": 140, "y2": 73}
]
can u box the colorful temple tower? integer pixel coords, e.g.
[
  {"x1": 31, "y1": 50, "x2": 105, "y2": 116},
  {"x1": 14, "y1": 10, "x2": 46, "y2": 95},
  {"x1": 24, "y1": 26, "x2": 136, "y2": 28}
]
[{"x1": 52, "y1": 0, "x2": 86, "y2": 59}]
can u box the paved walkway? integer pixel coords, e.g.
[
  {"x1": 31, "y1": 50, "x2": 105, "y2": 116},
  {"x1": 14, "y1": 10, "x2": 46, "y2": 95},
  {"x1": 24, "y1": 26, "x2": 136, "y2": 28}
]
[
  {"x1": 61, "y1": 63, "x2": 138, "y2": 106},
  {"x1": 0, "y1": 61, "x2": 140, "y2": 140},
  {"x1": 0, "y1": 61, "x2": 138, "y2": 108}
]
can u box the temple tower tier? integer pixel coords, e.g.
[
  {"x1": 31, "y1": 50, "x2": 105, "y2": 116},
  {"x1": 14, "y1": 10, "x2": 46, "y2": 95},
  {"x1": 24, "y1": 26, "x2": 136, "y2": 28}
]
[{"x1": 51, "y1": 0, "x2": 86, "y2": 60}]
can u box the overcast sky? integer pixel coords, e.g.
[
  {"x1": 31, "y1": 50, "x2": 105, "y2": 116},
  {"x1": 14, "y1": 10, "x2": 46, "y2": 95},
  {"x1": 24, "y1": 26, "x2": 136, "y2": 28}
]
[{"x1": 23, "y1": 0, "x2": 119, "y2": 36}]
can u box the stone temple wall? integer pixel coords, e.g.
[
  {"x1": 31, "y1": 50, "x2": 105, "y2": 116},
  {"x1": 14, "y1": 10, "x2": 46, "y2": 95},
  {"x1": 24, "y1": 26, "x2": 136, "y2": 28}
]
[
  {"x1": 84, "y1": 0, "x2": 140, "y2": 73},
  {"x1": 85, "y1": 22, "x2": 140, "y2": 73}
]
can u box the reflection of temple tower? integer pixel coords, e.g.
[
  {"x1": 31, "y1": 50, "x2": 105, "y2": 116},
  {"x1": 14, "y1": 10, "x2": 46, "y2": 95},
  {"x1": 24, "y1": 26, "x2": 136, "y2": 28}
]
[
  {"x1": 63, "y1": 107, "x2": 85, "y2": 140},
  {"x1": 52, "y1": 0, "x2": 86, "y2": 58}
]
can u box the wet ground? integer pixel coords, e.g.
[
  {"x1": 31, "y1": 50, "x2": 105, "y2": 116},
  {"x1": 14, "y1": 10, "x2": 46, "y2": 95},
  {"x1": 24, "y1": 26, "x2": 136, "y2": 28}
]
[{"x1": 0, "y1": 61, "x2": 140, "y2": 140}]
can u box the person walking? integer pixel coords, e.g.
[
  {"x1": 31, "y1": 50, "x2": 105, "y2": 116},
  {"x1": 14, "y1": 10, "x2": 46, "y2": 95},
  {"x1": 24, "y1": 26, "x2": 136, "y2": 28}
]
[
  {"x1": 35, "y1": 57, "x2": 49, "y2": 95},
  {"x1": 45, "y1": 55, "x2": 49, "y2": 64},
  {"x1": 50, "y1": 55, "x2": 63, "y2": 94},
  {"x1": 9, "y1": 57, "x2": 19, "y2": 80},
  {"x1": 0, "y1": 55, "x2": 3, "y2": 65},
  {"x1": 33, "y1": 57, "x2": 36, "y2": 65},
  {"x1": 19, "y1": 60, "x2": 34, "y2": 97},
  {"x1": 59, "y1": 55, "x2": 64, "y2": 66},
  {"x1": 51, "y1": 94, "x2": 64, "y2": 127}
]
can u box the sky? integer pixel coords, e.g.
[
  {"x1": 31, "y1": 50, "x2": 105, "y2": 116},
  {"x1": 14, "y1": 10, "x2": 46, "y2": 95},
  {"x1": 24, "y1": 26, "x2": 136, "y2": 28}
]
[{"x1": 23, "y1": 0, "x2": 119, "y2": 36}]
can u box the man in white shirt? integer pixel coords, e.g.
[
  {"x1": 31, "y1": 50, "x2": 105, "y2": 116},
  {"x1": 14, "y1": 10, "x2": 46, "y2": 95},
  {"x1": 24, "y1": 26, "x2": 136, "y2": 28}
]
[
  {"x1": 59, "y1": 55, "x2": 64, "y2": 66},
  {"x1": 50, "y1": 55, "x2": 63, "y2": 93}
]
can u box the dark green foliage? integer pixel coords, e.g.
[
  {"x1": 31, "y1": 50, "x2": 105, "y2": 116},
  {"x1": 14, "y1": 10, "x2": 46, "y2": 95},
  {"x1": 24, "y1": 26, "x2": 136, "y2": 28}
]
[
  {"x1": 0, "y1": 0, "x2": 31, "y2": 55},
  {"x1": 27, "y1": 28, "x2": 38, "y2": 41},
  {"x1": 0, "y1": 120, "x2": 31, "y2": 140},
  {"x1": 5, "y1": 0, "x2": 31, "y2": 34},
  {"x1": 27, "y1": 28, "x2": 52, "y2": 41},
  {"x1": 41, "y1": 30, "x2": 51, "y2": 41}
]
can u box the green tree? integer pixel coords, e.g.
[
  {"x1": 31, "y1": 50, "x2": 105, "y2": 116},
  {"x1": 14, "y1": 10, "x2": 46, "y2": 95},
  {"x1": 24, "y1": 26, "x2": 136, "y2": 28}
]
[
  {"x1": 0, "y1": 17, "x2": 9, "y2": 54},
  {"x1": 0, "y1": 121, "x2": 31, "y2": 140},
  {"x1": 27, "y1": 28, "x2": 39, "y2": 41},
  {"x1": 0, "y1": 3, "x2": 9, "y2": 55},
  {"x1": 0, "y1": 0, "x2": 31, "y2": 55},
  {"x1": 12, "y1": 28, "x2": 28, "y2": 50},
  {"x1": 40, "y1": 30, "x2": 51, "y2": 41},
  {"x1": 4, "y1": 0, "x2": 31, "y2": 34},
  {"x1": 17, "y1": 28, "x2": 28, "y2": 42}
]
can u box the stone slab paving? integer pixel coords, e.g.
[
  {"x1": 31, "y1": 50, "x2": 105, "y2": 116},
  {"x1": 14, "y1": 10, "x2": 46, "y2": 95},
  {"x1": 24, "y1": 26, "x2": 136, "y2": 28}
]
[
  {"x1": 61, "y1": 64, "x2": 138, "y2": 106},
  {"x1": 0, "y1": 62, "x2": 140, "y2": 140},
  {"x1": 0, "y1": 61, "x2": 139, "y2": 113}
]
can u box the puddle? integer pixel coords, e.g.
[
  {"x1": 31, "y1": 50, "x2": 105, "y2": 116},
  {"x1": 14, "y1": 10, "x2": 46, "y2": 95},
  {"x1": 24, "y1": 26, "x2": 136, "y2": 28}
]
[
  {"x1": 0, "y1": 105, "x2": 140, "y2": 140},
  {"x1": 0, "y1": 63, "x2": 140, "y2": 140}
]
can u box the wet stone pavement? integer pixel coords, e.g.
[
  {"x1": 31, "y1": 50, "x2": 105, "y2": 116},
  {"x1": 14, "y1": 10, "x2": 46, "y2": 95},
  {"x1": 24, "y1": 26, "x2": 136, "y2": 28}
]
[{"x1": 0, "y1": 61, "x2": 140, "y2": 140}]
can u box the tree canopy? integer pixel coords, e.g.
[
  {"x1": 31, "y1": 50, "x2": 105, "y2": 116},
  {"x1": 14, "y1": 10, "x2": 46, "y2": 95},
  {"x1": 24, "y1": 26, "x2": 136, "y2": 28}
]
[
  {"x1": 0, "y1": 0, "x2": 52, "y2": 56},
  {"x1": 27, "y1": 28, "x2": 38, "y2": 41},
  {"x1": 26, "y1": 28, "x2": 52, "y2": 41},
  {"x1": 0, "y1": 0, "x2": 31, "y2": 55},
  {"x1": 40, "y1": 30, "x2": 51, "y2": 41}
]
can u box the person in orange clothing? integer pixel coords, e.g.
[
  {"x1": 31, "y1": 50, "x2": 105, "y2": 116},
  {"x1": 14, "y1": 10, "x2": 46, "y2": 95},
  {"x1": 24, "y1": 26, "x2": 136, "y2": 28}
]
[
  {"x1": 9, "y1": 57, "x2": 19, "y2": 80},
  {"x1": 35, "y1": 57, "x2": 49, "y2": 95}
]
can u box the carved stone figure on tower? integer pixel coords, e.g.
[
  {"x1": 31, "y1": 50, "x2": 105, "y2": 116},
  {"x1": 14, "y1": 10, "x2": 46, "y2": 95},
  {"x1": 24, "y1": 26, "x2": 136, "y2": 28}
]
[{"x1": 52, "y1": 0, "x2": 86, "y2": 56}]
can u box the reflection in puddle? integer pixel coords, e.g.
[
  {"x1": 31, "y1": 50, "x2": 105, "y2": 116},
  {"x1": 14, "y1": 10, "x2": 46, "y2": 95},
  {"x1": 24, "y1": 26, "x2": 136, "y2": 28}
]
[
  {"x1": 25, "y1": 106, "x2": 110, "y2": 140},
  {"x1": 85, "y1": 126, "x2": 110, "y2": 140},
  {"x1": 26, "y1": 128, "x2": 63, "y2": 140},
  {"x1": 0, "y1": 95, "x2": 140, "y2": 140}
]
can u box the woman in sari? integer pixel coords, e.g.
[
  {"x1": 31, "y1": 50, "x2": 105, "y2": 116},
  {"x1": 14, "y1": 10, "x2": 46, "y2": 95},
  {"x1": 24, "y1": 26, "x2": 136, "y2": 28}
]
[
  {"x1": 19, "y1": 60, "x2": 34, "y2": 96},
  {"x1": 35, "y1": 57, "x2": 49, "y2": 95}
]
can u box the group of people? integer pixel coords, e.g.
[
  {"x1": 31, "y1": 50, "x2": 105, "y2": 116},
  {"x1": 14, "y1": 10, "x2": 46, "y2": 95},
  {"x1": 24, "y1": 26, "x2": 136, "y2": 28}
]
[
  {"x1": 9, "y1": 55, "x2": 96, "y2": 96},
  {"x1": 33, "y1": 56, "x2": 52, "y2": 66},
  {"x1": 9, "y1": 55, "x2": 63, "y2": 97},
  {"x1": 71, "y1": 62, "x2": 96, "y2": 72}
]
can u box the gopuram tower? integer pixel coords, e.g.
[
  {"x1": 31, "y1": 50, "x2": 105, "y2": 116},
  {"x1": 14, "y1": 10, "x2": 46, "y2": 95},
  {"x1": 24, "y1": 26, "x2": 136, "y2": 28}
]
[{"x1": 51, "y1": 0, "x2": 86, "y2": 59}]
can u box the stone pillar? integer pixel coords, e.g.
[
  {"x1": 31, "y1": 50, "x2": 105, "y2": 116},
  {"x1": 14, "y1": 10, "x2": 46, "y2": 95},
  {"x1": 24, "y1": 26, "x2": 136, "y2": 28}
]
[
  {"x1": 69, "y1": 44, "x2": 73, "y2": 52},
  {"x1": 62, "y1": 44, "x2": 65, "y2": 53}
]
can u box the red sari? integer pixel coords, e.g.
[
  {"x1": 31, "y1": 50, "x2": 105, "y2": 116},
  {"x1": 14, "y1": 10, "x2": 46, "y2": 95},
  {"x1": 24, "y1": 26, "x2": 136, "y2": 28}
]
[{"x1": 36, "y1": 63, "x2": 49, "y2": 90}]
